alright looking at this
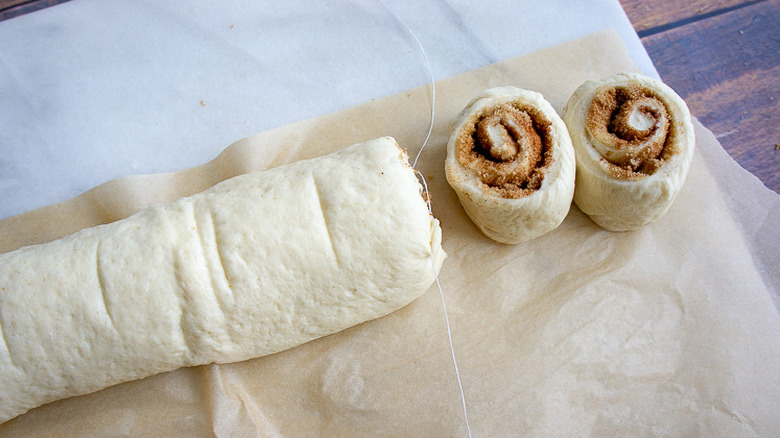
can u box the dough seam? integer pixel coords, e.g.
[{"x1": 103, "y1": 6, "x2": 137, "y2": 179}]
[
  {"x1": 204, "y1": 209, "x2": 234, "y2": 308},
  {"x1": 173, "y1": 253, "x2": 200, "y2": 359},
  {"x1": 95, "y1": 242, "x2": 119, "y2": 333},
  {"x1": 312, "y1": 175, "x2": 341, "y2": 269},
  {"x1": 0, "y1": 315, "x2": 16, "y2": 371}
]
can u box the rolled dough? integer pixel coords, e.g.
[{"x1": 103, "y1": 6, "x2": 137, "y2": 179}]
[
  {"x1": 562, "y1": 73, "x2": 695, "y2": 231},
  {"x1": 445, "y1": 87, "x2": 576, "y2": 244},
  {"x1": 0, "y1": 136, "x2": 445, "y2": 424}
]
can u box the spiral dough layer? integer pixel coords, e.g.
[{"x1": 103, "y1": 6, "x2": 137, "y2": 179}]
[
  {"x1": 562, "y1": 73, "x2": 695, "y2": 231},
  {"x1": 445, "y1": 87, "x2": 575, "y2": 244}
]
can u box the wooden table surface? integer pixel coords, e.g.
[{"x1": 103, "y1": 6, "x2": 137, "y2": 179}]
[
  {"x1": 1, "y1": 0, "x2": 778, "y2": 194},
  {"x1": 620, "y1": 0, "x2": 779, "y2": 194}
]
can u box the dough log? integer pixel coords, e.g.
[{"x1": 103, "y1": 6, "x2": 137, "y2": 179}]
[
  {"x1": 445, "y1": 87, "x2": 576, "y2": 244},
  {"x1": 0, "y1": 137, "x2": 445, "y2": 424},
  {"x1": 562, "y1": 73, "x2": 695, "y2": 231}
]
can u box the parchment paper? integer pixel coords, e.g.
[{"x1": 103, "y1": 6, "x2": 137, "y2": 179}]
[{"x1": 1, "y1": 29, "x2": 779, "y2": 437}]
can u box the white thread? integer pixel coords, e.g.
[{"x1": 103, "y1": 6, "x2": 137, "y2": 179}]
[
  {"x1": 379, "y1": 2, "x2": 471, "y2": 436},
  {"x1": 377, "y1": 0, "x2": 436, "y2": 169},
  {"x1": 431, "y1": 252, "x2": 472, "y2": 437},
  {"x1": 417, "y1": 172, "x2": 472, "y2": 437}
]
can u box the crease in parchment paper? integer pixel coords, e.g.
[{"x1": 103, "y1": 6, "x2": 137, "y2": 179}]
[
  {"x1": 1, "y1": 29, "x2": 779, "y2": 437},
  {"x1": 204, "y1": 364, "x2": 272, "y2": 438}
]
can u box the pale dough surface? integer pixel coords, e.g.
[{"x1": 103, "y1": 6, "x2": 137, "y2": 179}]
[
  {"x1": 562, "y1": 73, "x2": 695, "y2": 231},
  {"x1": 1, "y1": 31, "x2": 778, "y2": 437},
  {"x1": 445, "y1": 86, "x2": 576, "y2": 244},
  {"x1": 0, "y1": 137, "x2": 445, "y2": 424}
]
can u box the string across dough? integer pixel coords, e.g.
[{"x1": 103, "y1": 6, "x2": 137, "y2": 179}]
[{"x1": 379, "y1": 1, "x2": 473, "y2": 436}]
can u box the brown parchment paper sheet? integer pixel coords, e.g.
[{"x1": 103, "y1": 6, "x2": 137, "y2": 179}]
[{"x1": 2, "y1": 29, "x2": 779, "y2": 437}]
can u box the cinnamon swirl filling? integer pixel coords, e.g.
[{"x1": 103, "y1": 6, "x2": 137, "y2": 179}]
[
  {"x1": 586, "y1": 84, "x2": 679, "y2": 179},
  {"x1": 456, "y1": 104, "x2": 555, "y2": 198}
]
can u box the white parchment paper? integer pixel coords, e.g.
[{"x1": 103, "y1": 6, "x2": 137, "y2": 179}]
[{"x1": 1, "y1": 30, "x2": 778, "y2": 437}]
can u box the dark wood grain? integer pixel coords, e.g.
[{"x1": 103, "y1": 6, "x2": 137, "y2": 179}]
[
  {"x1": 622, "y1": 0, "x2": 756, "y2": 32},
  {"x1": 0, "y1": 0, "x2": 28, "y2": 8},
  {"x1": 645, "y1": 2, "x2": 779, "y2": 191},
  {"x1": 622, "y1": 0, "x2": 780, "y2": 193},
  {"x1": 0, "y1": 0, "x2": 68, "y2": 21}
]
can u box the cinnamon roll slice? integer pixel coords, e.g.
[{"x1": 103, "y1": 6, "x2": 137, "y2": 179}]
[
  {"x1": 562, "y1": 73, "x2": 695, "y2": 231},
  {"x1": 445, "y1": 87, "x2": 576, "y2": 244}
]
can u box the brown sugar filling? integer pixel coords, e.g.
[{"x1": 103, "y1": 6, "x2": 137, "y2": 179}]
[
  {"x1": 456, "y1": 103, "x2": 555, "y2": 198},
  {"x1": 586, "y1": 83, "x2": 678, "y2": 179}
]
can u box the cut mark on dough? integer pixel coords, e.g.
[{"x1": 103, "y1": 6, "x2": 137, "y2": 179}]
[
  {"x1": 312, "y1": 176, "x2": 341, "y2": 269},
  {"x1": 95, "y1": 242, "x2": 118, "y2": 333},
  {"x1": 194, "y1": 208, "x2": 233, "y2": 320},
  {"x1": 194, "y1": 208, "x2": 236, "y2": 346},
  {"x1": 207, "y1": 210, "x2": 235, "y2": 306},
  {"x1": 0, "y1": 312, "x2": 18, "y2": 369},
  {"x1": 173, "y1": 254, "x2": 200, "y2": 358}
]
